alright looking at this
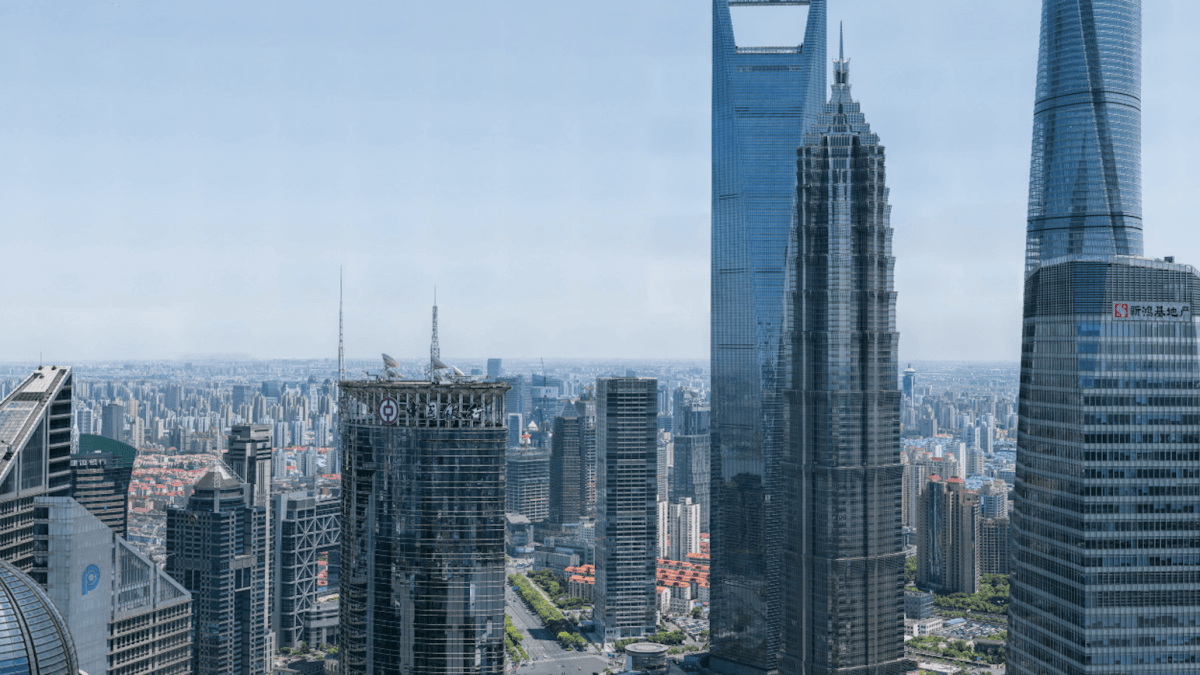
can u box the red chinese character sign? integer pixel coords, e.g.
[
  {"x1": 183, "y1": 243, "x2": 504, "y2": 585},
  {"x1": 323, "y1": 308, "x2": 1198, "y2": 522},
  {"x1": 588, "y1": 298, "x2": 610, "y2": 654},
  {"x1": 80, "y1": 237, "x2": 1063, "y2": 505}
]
[
  {"x1": 378, "y1": 397, "x2": 400, "y2": 425},
  {"x1": 1113, "y1": 302, "x2": 1191, "y2": 320}
]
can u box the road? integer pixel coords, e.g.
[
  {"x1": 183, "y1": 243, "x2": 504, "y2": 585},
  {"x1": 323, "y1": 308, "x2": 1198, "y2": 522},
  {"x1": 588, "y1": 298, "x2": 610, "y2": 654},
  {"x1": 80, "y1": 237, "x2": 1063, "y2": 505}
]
[{"x1": 506, "y1": 570, "x2": 612, "y2": 675}]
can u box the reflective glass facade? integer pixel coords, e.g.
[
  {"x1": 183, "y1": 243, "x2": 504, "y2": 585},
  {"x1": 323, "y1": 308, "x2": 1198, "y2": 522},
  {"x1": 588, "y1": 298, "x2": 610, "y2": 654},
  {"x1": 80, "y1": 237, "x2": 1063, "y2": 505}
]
[
  {"x1": 710, "y1": 2, "x2": 826, "y2": 671},
  {"x1": 776, "y1": 52, "x2": 909, "y2": 675},
  {"x1": 1025, "y1": 0, "x2": 1142, "y2": 272},
  {"x1": 0, "y1": 559, "x2": 78, "y2": 675},
  {"x1": 338, "y1": 381, "x2": 508, "y2": 675},
  {"x1": 1011, "y1": 258, "x2": 1200, "y2": 673}
]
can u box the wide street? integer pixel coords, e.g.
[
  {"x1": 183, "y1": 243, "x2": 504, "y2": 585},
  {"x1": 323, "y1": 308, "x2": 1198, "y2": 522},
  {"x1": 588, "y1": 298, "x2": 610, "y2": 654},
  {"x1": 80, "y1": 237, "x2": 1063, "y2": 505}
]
[{"x1": 505, "y1": 566, "x2": 613, "y2": 675}]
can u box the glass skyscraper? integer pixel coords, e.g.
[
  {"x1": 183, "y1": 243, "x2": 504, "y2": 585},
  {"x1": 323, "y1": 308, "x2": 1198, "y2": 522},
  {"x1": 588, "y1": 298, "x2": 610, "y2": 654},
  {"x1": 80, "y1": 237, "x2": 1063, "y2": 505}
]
[
  {"x1": 1011, "y1": 1, "x2": 1200, "y2": 671},
  {"x1": 776, "y1": 43, "x2": 909, "y2": 674},
  {"x1": 1024, "y1": 0, "x2": 1141, "y2": 271},
  {"x1": 338, "y1": 379, "x2": 509, "y2": 675},
  {"x1": 710, "y1": 1, "x2": 826, "y2": 671}
]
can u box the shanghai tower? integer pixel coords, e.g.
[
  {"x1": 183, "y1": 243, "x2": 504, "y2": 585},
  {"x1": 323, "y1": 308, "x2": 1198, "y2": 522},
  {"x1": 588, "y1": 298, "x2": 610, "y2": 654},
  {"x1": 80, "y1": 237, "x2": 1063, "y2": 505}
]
[
  {"x1": 777, "y1": 35, "x2": 909, "y2": 675},
  {"x1": 1011, "y1": 1, "x2": 1200, "y2": 672},
  {"x1": 710, "y1": 2, "x2": 825, "y2": 672},
  {"x1": 1023, "y1": 0, "x2": 1142, "y2": 270}
]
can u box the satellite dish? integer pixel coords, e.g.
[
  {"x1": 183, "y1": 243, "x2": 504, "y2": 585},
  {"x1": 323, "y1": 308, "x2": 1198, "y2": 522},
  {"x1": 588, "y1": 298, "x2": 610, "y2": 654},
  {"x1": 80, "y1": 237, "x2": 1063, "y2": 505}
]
[
  {"x1": 431, "y1": 355, "x2": 449, "y2": 370},
  {"x1": 383, "y1": 354, "x2": 401, "y2": 369},
  {"x1": 452, "y1": 366, "x2": 466, "y2": 377}
]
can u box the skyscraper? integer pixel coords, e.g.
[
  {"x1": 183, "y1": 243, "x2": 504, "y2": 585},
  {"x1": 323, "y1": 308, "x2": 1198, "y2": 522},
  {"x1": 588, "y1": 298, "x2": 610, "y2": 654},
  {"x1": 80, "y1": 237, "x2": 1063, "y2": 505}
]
[
  {"x1": 486, "y1": 358, "x2": 502, "y2": 380},
  {"x1": 777, "y1": 36, "x2": 909, "y2": 674},
  {"x1": 226, "y1": 424, "x2": 275, "y2": 656},
  {"x1": 916, "y1": 476, "x2": 978, "y2": 596},
  {"x1": 166, "y1": 465, "x2": 268, "y2": 675},
  {"x1": 0, "y1": 365, "x2": 74, "y2": 570},
  {"x1": 1023, "y1": 0, "x2": 1142, "y2": 272},
  {"x1": 70, "y1": 434, "x2": 136, "y2": 538},
  {"x1": 902, "y1": 364, "x2": 916, "y2": 400},
  {"x1": 33, "y1": 497, "x2": 193, "y2": 675},
  {"x1": 667, "y1": 498, "x2": 702, "y2": 562},
  {"x1": 709, "y1": 1, "x2": 826, "y2": 670},
  {"x1": 272, "y1": 490, "x2": 341, "y2": 649},
  {"x1": 594, "y1": 377, "x2": 658, "y2": 643},
  {"x1": 1010, "y1": 2, "x2": 1200, "y2": 672},
  {"x1": 671, "y1": 395, "x2": 710, "y2": 532},
  {"x1": 507, "y1": 450, "x2": 550, "y2": 522},
  {"x1": 101, "y1": 402, "x2": 125, "y2": 443},
  {"x1": 339, "y1": 378, "x2": 509, "y2": 675},
  {"x1": 550, "y1": 402, "x2": 586, "y2": 524}
]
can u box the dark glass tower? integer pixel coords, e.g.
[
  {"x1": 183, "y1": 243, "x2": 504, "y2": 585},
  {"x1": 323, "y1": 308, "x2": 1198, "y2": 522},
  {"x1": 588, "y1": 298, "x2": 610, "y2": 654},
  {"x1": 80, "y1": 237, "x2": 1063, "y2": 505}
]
[
  {"x1": 550, "y1": 402, "x2": 585, "y2": 524},
  {"x1": 338, "y1": 380, "x2": 508, "y2": 675},
  {"x1": 71, "y1": 434, "x2": 136, "y2": 538},
  {"x1": 1024, "y1": 0, "x2": 1141, "y2": 272},
  {"x1": 166, "y1": 465, "x2": 268, "y2": 675},
  {"x1": 710, "y1": 1, "x2": 826, "y2": 671},
  {"x1": 1011, "y1": 2, "x2": 1200, "y2": 672},
  {"x1": 777, "y1": 42, "x2": 909, "y2": 675}
]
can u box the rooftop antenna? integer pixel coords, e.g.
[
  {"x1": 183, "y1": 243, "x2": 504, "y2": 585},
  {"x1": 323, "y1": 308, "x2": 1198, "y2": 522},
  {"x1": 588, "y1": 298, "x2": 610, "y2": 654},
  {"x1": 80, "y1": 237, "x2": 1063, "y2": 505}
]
[
  {"x1": 338, "y1": 267, "x2": 345, "y2": 382},
  {"x1": 428, "y1": 288, "x2": 444, "y2": 379}
]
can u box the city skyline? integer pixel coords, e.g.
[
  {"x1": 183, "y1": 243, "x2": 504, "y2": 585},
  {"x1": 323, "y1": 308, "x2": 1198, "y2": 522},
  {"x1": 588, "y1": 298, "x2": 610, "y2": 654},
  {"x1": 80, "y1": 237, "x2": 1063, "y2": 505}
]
[{"x1": 5, "y1": 1, "x2": 1200, "y2": 362}]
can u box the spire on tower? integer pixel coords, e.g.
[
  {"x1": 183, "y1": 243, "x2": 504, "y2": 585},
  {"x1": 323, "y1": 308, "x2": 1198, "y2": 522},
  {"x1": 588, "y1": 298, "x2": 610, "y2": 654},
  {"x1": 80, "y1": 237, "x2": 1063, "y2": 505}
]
[
  {"x1": 833, "y1": 22, "x2": 850, "y2": 86},
  {"x1": 430, "y1": 288, "x2": 440, "y2": 372},
  {"x1": 338, "y1": 267, "x2": 345, "y2": 382}
]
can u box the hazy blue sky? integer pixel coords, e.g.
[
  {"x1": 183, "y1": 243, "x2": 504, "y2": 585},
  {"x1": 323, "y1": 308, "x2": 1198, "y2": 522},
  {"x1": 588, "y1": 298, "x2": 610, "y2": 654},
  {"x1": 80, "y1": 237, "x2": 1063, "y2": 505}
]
[{"x1": 3, "y1": 1, "x2": 1198, "y2": 362}]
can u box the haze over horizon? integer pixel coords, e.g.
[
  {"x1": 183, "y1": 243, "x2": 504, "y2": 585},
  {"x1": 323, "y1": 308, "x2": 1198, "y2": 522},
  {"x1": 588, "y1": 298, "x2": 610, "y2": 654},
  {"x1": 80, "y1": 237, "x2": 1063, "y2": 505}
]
[{"x1": 4, "y1": 1, "x2": 1199, "y2": 362}]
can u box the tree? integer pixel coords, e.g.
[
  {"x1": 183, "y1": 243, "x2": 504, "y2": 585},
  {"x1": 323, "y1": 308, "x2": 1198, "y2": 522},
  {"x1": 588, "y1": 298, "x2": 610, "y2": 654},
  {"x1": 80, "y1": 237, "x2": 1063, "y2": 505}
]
[{"x1": 691, "y1": 607, "x2": 703, "y2": 619}]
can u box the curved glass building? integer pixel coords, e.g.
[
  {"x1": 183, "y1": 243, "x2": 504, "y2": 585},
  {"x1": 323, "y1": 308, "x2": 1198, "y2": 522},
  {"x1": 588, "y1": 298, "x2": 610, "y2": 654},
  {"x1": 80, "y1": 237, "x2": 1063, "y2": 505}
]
[
  {"x1": 1024, "y1": 0, "x2": 1142, "y2": 272},
  {"x1": 709, "y1": 2, "x2": 826, "y2": 671},
  {"x1": 1013, "y1": 1, "x2": 1200, "y2": 671},
  {"x1": 0, "y1": 558, "x2": 79, "y2": 675}
]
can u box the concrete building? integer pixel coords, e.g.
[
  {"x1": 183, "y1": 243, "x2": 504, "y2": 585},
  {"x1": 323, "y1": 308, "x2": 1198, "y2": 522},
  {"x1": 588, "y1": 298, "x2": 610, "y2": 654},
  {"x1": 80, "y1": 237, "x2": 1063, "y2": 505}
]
[
  {"x1": 977, "y1": 517, "x2": 1010, "y2": 576},
  {"x1": 506, "y1": 450, "x2": 549, "y2": 522},
  {"x1": 339, "y1": 378, "x2": 509, "y2": 675},
  {"x1": 916, "y1": 476, "x2": 978, "y2": 595},
  {"x1": 667, "y1": 498, "x2": 701, "y2": 563},
  {"x1": 0, "y1": 366, "x2": 74, "y2": 570},
  {"x1": 166, "y1": 465, "x2": 268, "y2": 675},
  {"x1": 594, "y1": 378, "x2": 658, "y2": 642},
  {"x1": 32, "y1": 497, "x2": 192, "y2": 675}
]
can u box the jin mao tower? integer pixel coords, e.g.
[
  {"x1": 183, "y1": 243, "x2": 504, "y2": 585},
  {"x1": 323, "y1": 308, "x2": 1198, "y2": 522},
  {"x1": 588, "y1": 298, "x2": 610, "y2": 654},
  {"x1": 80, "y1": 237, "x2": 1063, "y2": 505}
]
[{"x1": 777, "y1": 36, "x2": 908, "y2": 674}]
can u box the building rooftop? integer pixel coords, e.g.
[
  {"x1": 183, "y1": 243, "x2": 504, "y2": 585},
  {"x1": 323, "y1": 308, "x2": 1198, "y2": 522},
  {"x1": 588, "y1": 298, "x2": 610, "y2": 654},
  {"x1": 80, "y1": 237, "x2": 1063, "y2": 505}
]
[{"x1": 0, "y1": 366, "x2": 70, "y2": 482}]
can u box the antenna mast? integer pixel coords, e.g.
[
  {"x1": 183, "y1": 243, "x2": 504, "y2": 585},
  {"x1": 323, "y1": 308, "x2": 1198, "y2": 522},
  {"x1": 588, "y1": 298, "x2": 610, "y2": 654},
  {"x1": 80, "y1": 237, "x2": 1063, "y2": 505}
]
[
  {"x1": 429, "y1": 288, "x2": 440, "y2": 379},
  {"x1": 338, "y1": 267, "x2": 345, "y2": 382}
]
